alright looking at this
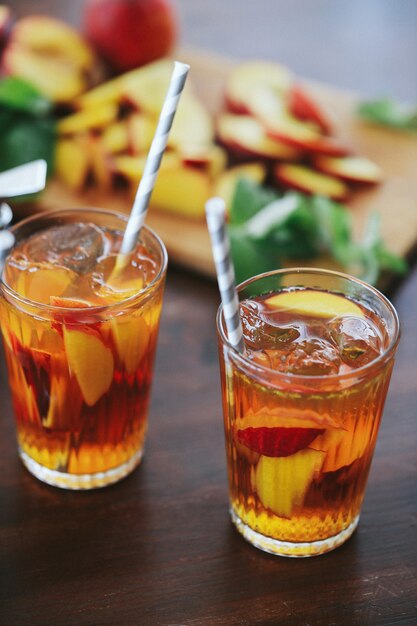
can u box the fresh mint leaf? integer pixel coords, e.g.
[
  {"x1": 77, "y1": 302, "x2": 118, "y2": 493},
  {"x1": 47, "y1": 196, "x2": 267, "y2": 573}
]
[
  {"x1": 357, "y1": 98, "x2": 417, "y2": 133},
  {"x1": 227, "y1": 179, "x2": 407, "y2": 287},
  {"x1": 0, "y1": 77, "x2": 53, "y2": 117},
  {"x1": 229, "y1": 178, "x2": 277, "y2": 226},
  {"x1": 0, "y1": 114, "x2": 56, "y2": 176}
]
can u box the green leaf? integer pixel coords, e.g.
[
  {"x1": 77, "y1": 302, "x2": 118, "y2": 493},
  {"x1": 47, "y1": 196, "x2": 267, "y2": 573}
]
[
  {"x1": 228, "y1": 225, "x2": 276, "y2": 285},
  {"x1": 229, "y1": 178, "x2": 277, "y2": 225},
  {"x1": 0, "y1": 113, "x2": 56, "y2": 176},
  {"x1": 357, "y1": 98, "x2": 417, "y2": 133},
  {"x1": 0, "y1": 77, "x2": 53, "y2": 117},
  {"x1": 226, "y1": 178, "x2": 407, "y2": 288}
]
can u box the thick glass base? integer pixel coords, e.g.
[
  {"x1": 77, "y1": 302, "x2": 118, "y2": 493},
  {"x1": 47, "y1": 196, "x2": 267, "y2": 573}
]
[
  {"x1": 230, "y1": 508, "x2": 360, "y2": 557},
  {"x1": 19, "y1": 448, "x2": 143, "y2": 490}
]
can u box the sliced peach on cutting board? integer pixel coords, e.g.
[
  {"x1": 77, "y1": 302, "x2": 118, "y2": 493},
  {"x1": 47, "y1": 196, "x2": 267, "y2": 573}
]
[
  {"x1": 89, "y1": 135, "x2": 113, "y2": 190},
  {"x1": 289, "y1": 84, "x2": 335, "y2": 134},
  {"x1": 113, "y1": 153, "x2": 211, "y2": 219},
  {"x1": 101, "y1": 120, "x2": 129, "y2": 154},
  {"x1": 313, "y1": 155, "x2": 383, "y2": 185},
  {"x1": 217, "y1": 113, "x2": 300, "y2": 161},
  {"x1": 63, "y1": 328, "x2": 114, "y2": 406},
  {"x1": 225, "y1": 61, "x2": 292, "y2": 114},
  {"x1": 254, "y1": 448, "x2": 325, "y2": 517},
  {"x1": 274, "y1": 163, "x2": 349, "y2": 201},
  {"x1": 10, "y1": 15, "x2": 95, "y2": 72},
  {"x1": 111, "y1": 315, "x2": 149, "y2": 375},
  {"x1": 128, "y1": 113, "x2": 156, "y2": 155},
  {"x1": 54, "y1": 136, "x2": 92, "y2": 191},
  {"x1": 180, "y1": 144, "x2": 227, "y2": 178},
  {"x1": 2, "y1": 43, "x2": 87, "y2": 103},
  {"x1": 264, "y1": 289, "x2": 364, "y2": 319},
  {"x1": 57, "y1": 102, "x2": 118, "y2": 135},
  {"x1": 168, "y1": 94, "x2": 214, "y2": 149}
]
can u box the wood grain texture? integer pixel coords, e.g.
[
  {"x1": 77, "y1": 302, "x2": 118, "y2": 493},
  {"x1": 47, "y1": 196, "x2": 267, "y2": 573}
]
[{"x1": 1, "y1": 267, "x2": 417, "y2": 625}]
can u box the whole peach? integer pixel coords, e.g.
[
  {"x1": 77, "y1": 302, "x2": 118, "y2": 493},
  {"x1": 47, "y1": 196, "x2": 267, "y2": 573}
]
[{"x1": 84, "y1": 0, "x2": 177, "y2": 72}]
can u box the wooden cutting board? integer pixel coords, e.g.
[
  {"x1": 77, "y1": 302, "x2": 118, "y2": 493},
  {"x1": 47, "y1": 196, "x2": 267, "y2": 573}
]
[{"x1": 30, "y1": 48, "x2": 417, "y2": 279}]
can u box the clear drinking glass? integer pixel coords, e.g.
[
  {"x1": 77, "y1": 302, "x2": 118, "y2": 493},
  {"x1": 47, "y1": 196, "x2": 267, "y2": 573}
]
[
  {"x1": 0, "y1": 208, "x2": 167, "y2": 489},
  {"x1": 217, "y1": 268, "x2": 400, "y2": 557}
]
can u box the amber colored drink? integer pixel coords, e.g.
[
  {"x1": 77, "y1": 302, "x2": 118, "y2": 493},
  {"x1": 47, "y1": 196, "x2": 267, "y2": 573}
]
[
  {"x1": 217, "y1": 269, "x2": 399, "y2": 556},
  {"x1": 0, "y1": 209, "x2": 167, "y2": 489}
]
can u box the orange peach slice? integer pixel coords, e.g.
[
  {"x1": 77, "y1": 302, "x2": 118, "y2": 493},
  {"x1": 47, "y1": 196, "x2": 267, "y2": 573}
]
[
  {"x1": 58, "y1": 102, "x2": 118, "y2": 135},
  {"x1": 254, "y1": 448, "x2": 325, "y2": 517},
  {"x1": 10, "y1": 15, "x2": 95, "y2": 72},
  {"x1": 24, "y1": 266, "x2": 75, "y2": 304},
  {"x1": 225, "y1": 61, "x2": 292, "y2": 114},
  {"x1": 313, "y1": 155, "x2": 383, "y2": 185},
  {"x1": 63, "y1": 328, "x2": 114, "y2": 406},
  {"x1": 217, "y1": 113, "x2": 301, "y2": 161},
  {"x1": 111, "y1": 315, "x2": 149, "y2": 375},
  {"x1": 128, "y1": 113, "x2": 156, "y2": 155},
  {"x1": 237, "y1": 407, "x2": 341, "y2": 431},
  {"x1": 289, "y1": 84, "x2": 335, "y2": 134},
  {"x1": 2, "y1": 43, "x2": 87, "y2": 103},
  {"x1": 54, "y1": 136, "x2": 91, "y2": 191},
  {"x1": 274, "y1": 163, "x2": 349, "y2": 201},
  {"x1": 101, "y1": 120, "x2": 129, "y2": 154},
  {"x1": 264, "y1": 289, "x2": 364, "y2": 319}
]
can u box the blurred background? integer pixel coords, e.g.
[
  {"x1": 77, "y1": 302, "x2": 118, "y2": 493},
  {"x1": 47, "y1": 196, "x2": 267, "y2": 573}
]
[{"x1": 12, "y1": 0, "x2": 417, "y2": 100}]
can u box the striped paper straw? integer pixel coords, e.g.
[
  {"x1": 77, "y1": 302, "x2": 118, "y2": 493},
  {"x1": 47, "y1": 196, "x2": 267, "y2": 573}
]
[
  {"x1": 120, "y1": 61, "x2": 190, "y2": 255},
  {"x1": 205, "y1": 197, "x2": 245, "y2": 353}
]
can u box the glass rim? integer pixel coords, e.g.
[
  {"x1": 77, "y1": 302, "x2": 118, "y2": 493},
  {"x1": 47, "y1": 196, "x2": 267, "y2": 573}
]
[
  {"x1": 0, "y1": 206, "x2": 168, "y2": 314},
  {"x1": 216, "y1": 267, "x2": 401, "y2": 384}
]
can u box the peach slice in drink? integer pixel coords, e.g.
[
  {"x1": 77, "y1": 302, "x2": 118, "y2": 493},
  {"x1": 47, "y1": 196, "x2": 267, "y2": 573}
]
[
  {"x1": 253, "y1": 448, "x2": 325, "y2": 518},
  {"x1": 264, "y1": 289, "x2": 364, "y2": 319},
  {"x1": 63, "y1": 327, "x2": 114, "y2": 406},
  {"x1": 111, "y1": 315, "x2": 150, "y2": 375}
]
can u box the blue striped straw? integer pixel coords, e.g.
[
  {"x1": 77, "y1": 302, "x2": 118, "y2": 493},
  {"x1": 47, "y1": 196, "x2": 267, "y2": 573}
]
[
  {"x1": 120, "y1": 61, "x2": 190, "y2": 255},
  {"x1": 205, "y1": 197, "x2": 245, "y2": 353}
]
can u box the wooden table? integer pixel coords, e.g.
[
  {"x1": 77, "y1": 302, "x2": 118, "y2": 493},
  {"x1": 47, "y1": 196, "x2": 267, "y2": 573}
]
[{"x1": 2, "y1": 2, "x2": 417, "y2": 624}]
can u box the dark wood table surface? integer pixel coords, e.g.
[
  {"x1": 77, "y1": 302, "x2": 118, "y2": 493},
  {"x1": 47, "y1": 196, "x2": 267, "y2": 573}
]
[{"x1": 2, "y1": 2, "x2": 417, "y2": 625}]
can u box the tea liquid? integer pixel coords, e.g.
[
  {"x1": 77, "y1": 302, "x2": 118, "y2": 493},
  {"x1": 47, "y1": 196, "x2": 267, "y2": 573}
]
[
  {"x1": 221, "y1": 288, "x2": 393, "y2": 555},
  {"x1": 0, "y1": 220, "x2": 164, "y2": 487}
]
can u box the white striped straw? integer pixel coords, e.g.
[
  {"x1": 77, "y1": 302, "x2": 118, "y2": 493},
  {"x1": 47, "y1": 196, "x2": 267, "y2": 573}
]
[
  {"x1": 120, "y1": 61, "x2": 190, "y2": 255},
  {"x1": 205, "y1": 197, "x2": 245, "y2": 353}
]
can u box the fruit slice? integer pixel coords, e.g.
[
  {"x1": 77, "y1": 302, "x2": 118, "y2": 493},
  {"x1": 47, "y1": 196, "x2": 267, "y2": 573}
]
[
  {"x1": 313, "y1": 155, "x2": 383, "y2": 184},
  {"x1": 180, "y1": 144, "x2": 227, "y2": 178},
  {"x1": 128, "y1": 113, "x2": 156, "y2": 155},
  {"x1": 111, "y1": 315, "x2": 149, "y2": 375},
  {"x1": 2, "y1": 43, "x2": 87, "y2": 103},
  {"x1": 289, "y1": 84, "x2": 335, "y2": 134},
  {"x1": 54, "y1": 136, "x2": 92, "y2": 191},
  {"x1": 254, "y1": 448, "x2": 325, "y2": 517},
  {"x1": 237, "y1": 406, "x2": 341, "y2": 431},
  {"x1": 237, "y1": 426, "x2": 324, "y2": 457},
  {"x1": 274, "y1": 163, "x2": 349, "y2": 201},
  {"x1": 10, "y1": 15, "x2": 95, "y2": 71},
  {"x1": 24, "y1": 266, "x2": 75, "y2": 304},
  {"x1": 264, "y1": 289, "x2": 364, "y2": 319},
  {"x1": 63, "y1": 328, "x2": 114, "y2": 406},
  {"x1": 57, "y1": 102, "x2": 118, "y2": 135},
  {"x1": 113, "y1": 154, "x2": 211, "y2": 218},
  {"x1": 101, "y1": 120, "x2": 129, "y2": 154},
  {"x1": 217, "y1": 113, "x2": 300, "y2": 160},
  {"x1": 225, "y1": 61, "x2": 292, "y2": 114}
]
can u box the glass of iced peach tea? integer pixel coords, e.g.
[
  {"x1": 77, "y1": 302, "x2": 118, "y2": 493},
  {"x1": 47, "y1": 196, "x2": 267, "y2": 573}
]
[
  {"x1": 0, "y1": 208, "x2": 167, "y2": 489},
  {"x1": 217, "y1": 268, "x2": 399, "y2": 557}
]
